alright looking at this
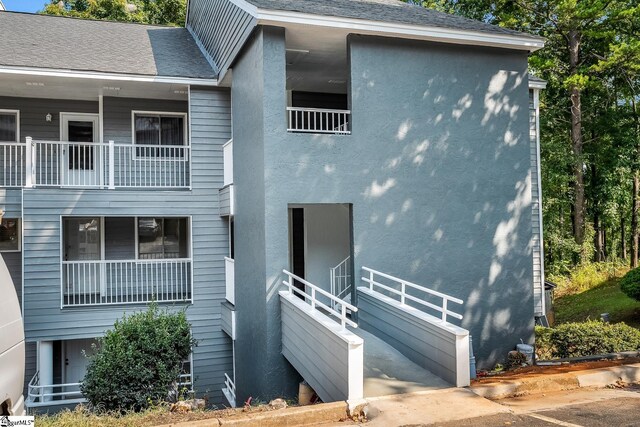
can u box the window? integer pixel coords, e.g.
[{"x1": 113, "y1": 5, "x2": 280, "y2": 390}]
[
  {"x1": 0, "y1": 110, "x2": 19, "y2": 143},
  {"x1": 138, "y1": 217, "x2": 189, "y2": 259},
  {"x1": 133, "y1": 112, "x2": 186, "y2": 157},
  {"x1": 0, "y1": 218, "x2": 20, "y2": 252}
]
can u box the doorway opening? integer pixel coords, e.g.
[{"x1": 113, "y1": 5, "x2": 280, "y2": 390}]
[{"x1": 288, "y1": 204, "x2": 353, "y2": 307}]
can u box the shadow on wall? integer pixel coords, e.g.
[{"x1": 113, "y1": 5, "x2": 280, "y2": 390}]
[{"x1": 269, "y1": 46, "x2": 533, "y2": 368}]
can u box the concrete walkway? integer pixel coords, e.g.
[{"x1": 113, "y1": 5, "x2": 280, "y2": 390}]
[{"x1": 350, "y1": 327, "x2": 451, "y2": 398}]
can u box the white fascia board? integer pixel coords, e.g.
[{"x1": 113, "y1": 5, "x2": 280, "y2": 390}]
[
  {"x1": 0, "y1": 65, "x2": 219, "y2": 86},
  {"x1": 258, "y1": 10, "x2": 544, "y2": 52},
  {"x1": 528, "y1": 80, "x2": 548, "y2": 89}
]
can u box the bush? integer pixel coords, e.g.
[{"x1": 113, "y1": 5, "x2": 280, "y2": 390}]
[
  {"x1": 620, "y1": 267, "x2": 640, "y2": 302},
  {"x1": 81, "y1": 304, "x2": 196, "y2": 412},
  {"x1": 535, "y1": 325, "x2": 555, "y2": 360},
  {"x1": 549, "y1": 320, "x2": 640, "y2": 358}
]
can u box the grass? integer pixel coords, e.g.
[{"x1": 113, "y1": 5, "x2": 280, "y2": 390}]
[{"x1": 555, "y1": 277, "x2": 640, "y2": 329}]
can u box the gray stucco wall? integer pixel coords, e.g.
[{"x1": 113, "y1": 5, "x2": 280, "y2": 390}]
[{"x1": 232, "y1": 27, "x2": 534, "y2": 400}]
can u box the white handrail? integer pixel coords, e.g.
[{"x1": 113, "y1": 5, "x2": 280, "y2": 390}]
[
  {"x1": 330, "y1": 256, "x2": 351, "y2": 311},
  {"x1": 282, "y1": 269, "x2": 357, "y2": 329},
  {"x1": 27, "y1": 371, "x2": 84, "y2": 403},
  {"x1": 361, "y1": 266, "x2": 464, "y2": 324},
  {"x1": 286, "y1": 107, "x2": 351, "y2": 135}
]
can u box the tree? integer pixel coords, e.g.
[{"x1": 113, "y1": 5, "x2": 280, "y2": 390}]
[
  {"x1": 81, "y1": 304, "x2": 195, "y2": 412},
  {"x1": 42, "y1": 0, "x2": 186, "y2": 26}
]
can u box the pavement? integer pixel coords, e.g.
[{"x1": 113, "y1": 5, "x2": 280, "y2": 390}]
[
  {"x1": 315, "y1": 364, "x2": 640, "y2": 427},
  {"x1": 350, "y1": 327, "x2": 451, "y2": 398}
]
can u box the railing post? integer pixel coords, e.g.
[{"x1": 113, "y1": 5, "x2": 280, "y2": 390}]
[
  {"x1": 341, "y1": 304, "x2": 347, "y2": 329},
  {"x1": 288, "y1": 274, "x2": 293, "y2": 295},
  {"x1": 401, "y1": 281, "x2": 406, "y2": 305},
  {"x1": 368, "y1": 269, "x2": 374, "y2": 291},
  {"x1": 108, "y1": 140, "x2": 115, "y2": 189},
  {"x1": 25, "y1": 137, "x2": 34, "y2": 188},
  {"x1": 311, "y1": 287, "x2": 316, "y2": 310},
  {"x1": 442, "y1": 298, "x2": 448, "y2": 323}
]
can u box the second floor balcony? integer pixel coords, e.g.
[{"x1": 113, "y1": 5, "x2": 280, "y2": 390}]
[{"x1": 1, "y1": 138, "x2": 191, "y2": 190}]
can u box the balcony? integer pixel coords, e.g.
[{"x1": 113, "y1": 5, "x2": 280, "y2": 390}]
[
  {"x1": 286, "y1": 107, "x2": 350, "y2": 135},
  {"x1": 62, "y1": 258, "x2": 192, "y2": 307},
  {"x1": 0, "y1": 138, "x2": 191, "y2": 189}
]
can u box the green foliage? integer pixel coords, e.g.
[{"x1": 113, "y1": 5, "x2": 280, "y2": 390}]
[
  {"x1": 42, "y1": 0, "x2": 186, "y2": 26},
  {"x1": 547, "y1": 261, "x2": 628, "y2": 297},
  {"x1": 549, "y1": 321, "x2": 640, "y2": 358},
  {"x1": 81, "y1": 304, "x2": 195, "y2": 412},
  {"x1": 620, "y1": 267, "x2": 640, "y2": 302},
  {"x1": 535, "y1": 326, "x2": 555, "y2": 360}
]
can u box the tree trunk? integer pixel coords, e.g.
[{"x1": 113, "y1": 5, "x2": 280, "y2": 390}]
[
  {"x1": 594, "y1": 213, "x2": 603, "y2": 262},
  {"x1": 632, "y1": 98, "x2": 640, "y2": 268},
  {"x1": 568, "y1": 30, "x2": 585, "y2": 245},
  {"x1": 632, "y1": 174, "x2": 639, "y2": 268},
  {"x1": 622, "y1": 216, "x2": 628, "y2": 260}
]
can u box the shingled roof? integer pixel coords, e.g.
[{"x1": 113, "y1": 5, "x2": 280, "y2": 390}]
[
  {"x1": 0, "y1": 11, "x2": 216, "y2": 80},
  {"x1": 243, "y1": 0, "x2": 543, "y2": 41}
]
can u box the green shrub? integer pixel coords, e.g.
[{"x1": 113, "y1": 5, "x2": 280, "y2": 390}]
[
  {"x1": 535, "y1": 326, "x2": 555, "y2": 360},
  {"x1": 81, "y1": 304, "x2": 196, "y2": 412},
  {"x1": 550, "y1": 320, "x2": 640, "y2": 358},
  {"x1": 620, "y1": 267, "x2": 640, "y2": 302}
]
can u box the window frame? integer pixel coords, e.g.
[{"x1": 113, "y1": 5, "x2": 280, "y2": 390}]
[
  {"x1": 136, "y1": 217, "x2": 191, "y2": 260},
  {"x1": 131, "y1": 110, "x2": 188, "y2": 160},
  {"x1": 0, "y1": 109, "x2": 20, "y2": 143},
  {"x1": 0, "y1": 218, "x2": 21, "y2": 253}
]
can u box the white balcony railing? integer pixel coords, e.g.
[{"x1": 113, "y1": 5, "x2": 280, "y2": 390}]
[
  {"x1": 286, "y1": 107, "x2": 351, "y2": 135},
  {"x1": 26, "y1": 371, "x2": 86, "y2": 408},
  {"x1": 61, "y1": 258, "x2": 192, "y2": 307},
  {"x1": 225, "y1": 257, "x2": 235, "y2": 305},
  {"x1": 361, "y1": 266, "x2": 464, "y2": 325},
  {"x1": 0, "y1": 138, "x2": 191, "y2": 189},
  {"x1": 1, "y1": 142, "x2": 25, "y2": 187}
]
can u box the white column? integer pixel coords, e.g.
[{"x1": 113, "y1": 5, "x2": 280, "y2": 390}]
[
  {"x1": 39, "y1": 341, "x2": 54, "y2": 402},
  {"x1": 108, "y1": 140, "x2": 115, "y2": 189},
  {"x1": 25, "y1": 137, "x2": 33, "y2": 188}
]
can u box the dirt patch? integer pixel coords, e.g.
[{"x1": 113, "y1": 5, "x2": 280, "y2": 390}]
[{"x1": 472, "y1": 357, "x2": 640, "y2": 384}]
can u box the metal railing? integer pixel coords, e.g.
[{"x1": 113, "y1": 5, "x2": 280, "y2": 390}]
[
  {"x1": 3, "y1": 137, "x2": 191, "y2": 189},
  {"x1": 61, "y1": 258, "x2": 192, "y2": 307},
  {"x1": 282, "y1": 269, "x2": 357, "y2": 329},
  {"x1": 330, "y1": 256, "x2": 351, "y2": 311},
  {"x1": 225, "y1": 257, "x2": 235, "y2": 305},
  {"x1": 26, "y1": 371, "x2": 85, "y2": 408},
  {"x1": 0, "y1": 142, "x2": 25, "y2": 187},
  {"x1": 361, "y1": 266, "x2": 464, "y2": 324},
  {"x1": 286, "y1": 107, "x2": 351, "y2": 135},
  {"x1": 222, "y1": 373, "x2": 236, "y2": 407}
]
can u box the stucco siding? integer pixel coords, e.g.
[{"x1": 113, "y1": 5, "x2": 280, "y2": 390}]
[{"x1": 232, "y1": 27, "x2": 534, "y2": 401}]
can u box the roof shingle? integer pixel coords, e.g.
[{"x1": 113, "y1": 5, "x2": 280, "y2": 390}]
[
  {"x1": 245, "y1": 0, "x2": 542, "y2": 40},
  {"x1": 0, "y1": 11, "x2": 216, "y2": 79}
]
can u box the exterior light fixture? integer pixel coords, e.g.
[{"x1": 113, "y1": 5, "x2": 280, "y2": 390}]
[{"x1": 46, "y1": 113, "x2": 52, "y2": 122}]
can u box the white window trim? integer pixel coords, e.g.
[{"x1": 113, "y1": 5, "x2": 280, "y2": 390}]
[
  {"x1": 0, "y1": 218, "x2": 21, "y2": 253},
  {"x1": 0, "y1": 109, "x2": 20, "y2": 143},
  {"x1": 131, "y1": 110, "x2": 189, "y2": 161}
]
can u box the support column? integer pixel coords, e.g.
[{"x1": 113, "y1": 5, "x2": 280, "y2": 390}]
[{"x1": 38, "y1": 341, "x2": 53, "y2": 402}]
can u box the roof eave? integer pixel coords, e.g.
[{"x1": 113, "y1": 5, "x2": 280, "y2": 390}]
[
  {"x1": 0, "y1": 65, "x2": 219, "y2": 86},
  {"x1": 226, "y1": 0, "x2": 545, "y2": 52}
]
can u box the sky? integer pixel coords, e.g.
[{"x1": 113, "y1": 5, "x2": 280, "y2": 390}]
[{"x1": 3, "y1": 0, "x2": 49, "y2": 13}]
